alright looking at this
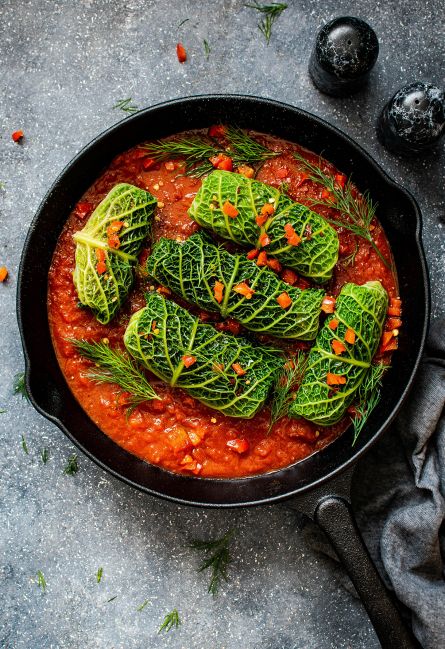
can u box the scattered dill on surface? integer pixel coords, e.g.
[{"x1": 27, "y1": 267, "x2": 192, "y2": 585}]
[
  {"x1": 190, "y1": 529, "x2": 234, "y2": 596},
  {"x1": 113, "y1": 98, "x2": 139, "y2": 114},
  {"x1": 40, "y1": 448, "x2": 49, "y2": 464},
  {"x1": 21, "y1": 434, "x2": 29, "y2": 455},
  {"x1": 245, "y1": 2, "x2": 288, "y2": 44},
  {"x1": 203, "y1": 39, "x2": 211, "y2": 58},
  {"x1": 107, "y1": 595, "x2": 117, "y2": 603},
  {"x1": 64, "y1": 454, "x2": 79, "y2": 475},
  {"x1": 96, "y1": 567, "x2": 103, "y2": 583},
  {"x1": 137, "y1": 599, "x2": 150, "y2": 612},
  {"x1": 14, "y1": 372, "x2": 29, "y2": 402},
  {"x1": 158, "y1": 608, "x2": 181, "y2": 633},
  {"x1": 178, "y1": 18, "x2": 190, "y2": 27},
  {"x1": 36, "y1": 570, "x2": 46, "y2": 591}
]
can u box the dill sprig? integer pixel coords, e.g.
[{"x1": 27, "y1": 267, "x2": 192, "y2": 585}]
[
  {"x1": 64, "y1": 453, "x2": 79, "y2": 475},
  {"x1": 14, "y1": 372, "x2": 29, "y2": 402},
  {"x1": 159, "y1": 608, "x2": 181, "y2": 633},
  {"x1": 72, "y1": 339, "x2": 159, "y2": 407},
  {"x1": 142, "y1": 127, "x2": 279, "y2": 178},
  {"x1": 292, "y1": 151, "x2": 390, "y2": 268},
  {"x1": 178, "y1": 18, "x2": 189, "y2": 27},
  {"x1": 137, "y1": 599, "x2": 150, "y2": 612},
  {"x1": 113, "y1": 98, "x2": 139, "y2": 114},
  {"x1": 36, "y1": 570, "x2": 46, "y2": 592},
  {"x1": 41, "y1": 448, "x2": 49, "y2": 464},
  {"x1": 21, "y1": 434, "x2": 29, "y2": 455},
  {"x1": 342, "y1": 241, "x2": 359, "y2": 267},
  {"x1": 269, "y1": 352, "x2": 307, "y2": 432},
  {"x1": 351, "y1": 363, "x2": 389, "y2": 446},
  {"x1": 190, "y1": 529, "x2": 234, "y2": 596},
  {"x1": 203, "y1": 39, "x2": 211, "y2": 59},
  {"x1": 245, "y1": 2, "x2": 288, "y2": 44},
  {"x1": 96, "y1": 567, "x2": 103, "y2": 583}
]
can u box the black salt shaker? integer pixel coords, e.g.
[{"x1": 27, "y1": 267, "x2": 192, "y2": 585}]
[
  {"x1": 377, "y1": 81, "x2": 445, "y2": 155},
  {"x1": 309, "y1": 16, "x2": 379, "y2": 96}
]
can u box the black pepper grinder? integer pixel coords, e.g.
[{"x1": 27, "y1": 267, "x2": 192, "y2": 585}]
[
  {"x1": 377, "y1": 81, "x2": 445, "y2": 155},
  {"x1": 309, "y1": 16, "x2": 379, "y2": 96}
]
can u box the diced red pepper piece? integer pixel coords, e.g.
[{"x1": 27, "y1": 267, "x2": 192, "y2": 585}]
[
  {"x1": 327, "y1": 372, "x2": 347, "y2": 386},
  {"x1": 222, "y1": 200, "x2": 239, "y2": 218},
  {"x1": 107, "y1": 233, "x2": 121, "y2": 249},
  {"x1": 260, "y1": 202, "x2": 275, "y2": 217},
  {"x1": 157, "y1": 285, "x2": 172, "y2": 296},
  {"x1": 387, "y1": 299, "x2": 402, "y2": 316},
  {"x1": 106, "y1": 221, "x2": 124, "y2": 236},
  {"x1": 75, "y1": 202, "x2": 93, "y2": 219},
  {"x1": 345, "y1": 328, "x2": 356, "y2": 344},
  {"x1": 95, "y1": 248, "x2": 106, "y2": 263},
  {"x1": 328, "y1": 318, "x2": 339, "y2": 330},
  {"x1": 142, "y1": 157, "x2": 156, "y2": 170},
  {"x1": 256, "y1": 251, "x2": 268, "y2": 266},
  {"x1": 96, "y1": 261, "x2": 107, "y2": 275},
  {"x1": 281, "y1": 268, "x2": 298, "y2": 285},
  {"x1": 237, "y1": 164, "x2": 254, "y2": 178},
  {"x1": 266, "y1": 257, "x2": 282, "y2": 273},
  {"x1": 213, "y1": 280, "x2": 224, "y2": 304},
  {"x1": 232, "y1": 363, "x2": 246, "y2": 376},
  {"x1": 187, "y1": 431, "x2": 203, "y2": 446},
  {"x1": 276, "y1": 166, "x2": 288, "y2": 179},
  {"x1": 277, "y1": 292, "x2": 292, "y2": 309},
  {"x1": 335, "y1": 173, "x2": 346, "y2": 189},
  {"x1": 321, "y1": 189, "x2": 332, "y2": 200},
  {"x1": 12, "y1": 130, "x2": 24, "y2": 142},
  {"x1": 210, "y1": 153, "x2": 233, "y2": 171},
  {"x1": 258, "y1": 232, "x2": 271, "y2": 247},
  {"x1": 233, "y1": 281, "x2": 255, "y2": 299},
  {"x1": 0, "y1": 266, "x2": 8, "y2": 282},
  {"x1": 208, "y1": 124, "x2": 226, "y2": 138},
  {"x1": 383, "y1": 337, "x2": 398, "y2": 352},
  {"x1": 321, "y1": 296, "x2": 336, "y2": 313},
  {"x1": 182, "y1": 355, "x2": 197, "y2": 368},
  {"x1": 246, "y1": 249, "x2": 259, "y2": 260},
  {"x1": 332, "y1": 339, "x2": 346, "y2": 355},
  {"x1": 284, "y1": 223, "x2": 302, "y2": 246},
  {"x1": 226, "y1": 438, "x2": 250, "y2": 454},
  {"x1": 176, "y1": 42, "x2": 187, "y2": 63},
  {"x1": 386, "y1": 317, "x2": 402, "y2": 330},
  {"x1": 255, "y1": 212, "x2": 268, "y2": 227}
]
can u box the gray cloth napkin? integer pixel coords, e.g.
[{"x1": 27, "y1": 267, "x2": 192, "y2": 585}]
[{"x1": 296, "y1": 319, "x2": 445, "y2": 649}]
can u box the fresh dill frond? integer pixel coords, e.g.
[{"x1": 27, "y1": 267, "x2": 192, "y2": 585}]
[
  {"x1": 113, "y1": 98, "x2": 139, "y2": 114},
  {"x1": 137, "y1": 599, "x2": 150, "y2": 612},
  {"x1": 14, "y1": 372, "x2": 29, "y2": 402},
  {"x1": 142, "y1": 137, "x2": 218, "y2": 167},
  {"x1": 292, "y1": 151, "x2": 390, "y2": 268},
  {"x1": 21, "y1": 434, "x2": 29, "y2": 455},
  {"x1": 0, "y1": 408, "x2": 5, "y2": 414},
  {"x1": 225, "y1": 126, "x2": 280, "y2": 165},
  {"x1": 71, "y1": 339, "x2": 159, "y2": 407},
  {"x1": 158, "y1": 608, "x2": 181, "y2": 633},
  {"x1": 278, "y1": 180, "x2": 290, "y2": 195},
  {"x1": 64, "y1": 453, "x2": 79, "y2": 476},
  {"x1": 190, "y1": 529, "x2": 234, "y2": 596},
  {"x1": 107, "y1": 595, "x2": 117, "y2": 603},
  {"x1": 40, "y1": 448, "x2": 49, "y2": 464},
  {"x1": 178, "y1": 18, "x2": 190, "y2": 27},
  {"x1": 269, "y1": 352, "x2": 307, "y2": 432},
  {"x1": 203, "y1": 39, "x2": 211, "y2": 59},
  {"x1": 342, "y1": 241, "x2": 359, "y2": 267},
  {"x1": 36, "y1": 570, "x2": 46, "y2": 591},
  {"x1": 96, "y1": 567, "x2": 103, "y2": 583},
  {"x1": 351, "y1": 363, "x2": 389, "y2": 446},
  {"x1": 245, "y1": 2, "x2": 288, "y2": 44}
]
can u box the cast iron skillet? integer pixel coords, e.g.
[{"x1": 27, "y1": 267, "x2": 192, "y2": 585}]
[{"x1": 17, "y1": 95, "x2": 429, "y2": 648}]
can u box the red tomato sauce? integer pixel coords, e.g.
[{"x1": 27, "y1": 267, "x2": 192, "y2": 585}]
[{"x1": 47, "y1": 130, "x2": 398, "y2": 478}]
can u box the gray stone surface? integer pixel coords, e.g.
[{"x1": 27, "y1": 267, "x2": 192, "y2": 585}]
[{"x1": 0, "y1": 1, "x2": 443, "y2": 648}]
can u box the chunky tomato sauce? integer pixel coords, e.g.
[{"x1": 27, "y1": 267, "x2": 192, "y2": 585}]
[{"x1": 48, "y1": 131, "x2": 398, "y2": 478}]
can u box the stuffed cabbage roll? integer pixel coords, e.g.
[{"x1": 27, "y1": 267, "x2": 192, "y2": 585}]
[
  {"x1": 146, "y1": 231, "x2": 325, "y2": 340},
  {"x1": 289, "y1": 281, "x2": 388, "y2": 426},
  {"x1": 124, "y1": 292, "x2": 282, "y2": 418},
  {"x1": 73, "y1": 183, "x2": 157, "y2": 324},
  {"x1": 188, "y1": 170, "x2": 339, "y2": 283}
]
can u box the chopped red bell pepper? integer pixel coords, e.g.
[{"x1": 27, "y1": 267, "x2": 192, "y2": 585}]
[
  {"x1": 233, "y1": 282, "x2": 255, "y2": 299},
  {"x1": 182, "y1": 355, "x2": 197, "y2": 368},
  {"x1": 284, "y1": 223, "x2": 301, "y2": 246},
  {"x1": 232, "y1": 363, "x2": 246, "y2": 376},
  {"x1": 222, "y1": 200, "x2": 239, "y2": 218},
  {"x1": 176, "y1": 42, "x2": 187, "y2": 63},
  {"x1": 213, "y1": 280, "x2": 224, "y2": 304},
  {"x1": 321, "y1": 296, "x2": 336, "y2": 313},
  {"x1": 277, "y1": 292, "x2": 292, "y2": 309},
  {"x1": 12, "y1": 130, "x2": 24, "y2": 142},
  {"x1": 226, "y1": 438, "x2": 249, "y2": 454}
]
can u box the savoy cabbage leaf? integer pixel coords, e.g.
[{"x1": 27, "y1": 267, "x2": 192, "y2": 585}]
[
  {"x1": 123, "y1": 292, "x2": 283, "y2": 418},
  {"x1": 146, "y1": 231, "x2": 325, "y2": 340},
  {"x1": 187, "y1": 170, "x2": 339, "y2": 283},
  {"x1": 73, "y1": 183, "x2": 157, "y2": 324},
  {"x1": 289, "y1": 281, "x2": 388, "y2": 426}
]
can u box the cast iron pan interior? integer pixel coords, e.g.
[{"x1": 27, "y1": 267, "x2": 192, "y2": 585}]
[{"x1": 17, "y1": 95, "x2": 430, "y2": 506}]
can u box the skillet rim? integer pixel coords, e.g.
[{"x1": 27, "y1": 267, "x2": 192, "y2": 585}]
[{"x1": 16, "y1": 94, "x2": 430, "y2": 507}]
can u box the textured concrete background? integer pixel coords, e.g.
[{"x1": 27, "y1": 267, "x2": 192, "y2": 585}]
[{"x1": 0, "y1": 1, "x2": 444, "y2": 648}]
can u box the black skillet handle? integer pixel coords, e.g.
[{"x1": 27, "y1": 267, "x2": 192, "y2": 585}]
[{"x1": 314, "y1": 494, "x2": 422, "y2": 649}]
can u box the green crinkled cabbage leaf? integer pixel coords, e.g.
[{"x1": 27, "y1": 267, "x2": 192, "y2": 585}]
[
  {"x1": 123, "y1": 291, "x2": 283, "y2": 418},
  {"x1": 146, "y1": 231, "x2": 325, "y2": 340},
  {"x1": 73, "y1": 183, "x2": 157, "y2": 324},
  {"x1": 289, "y1": 281, "x2": 388, "y2": 426},
  {"x1": 187, "y1": 170, "x2": 339, "y2": 283}
]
